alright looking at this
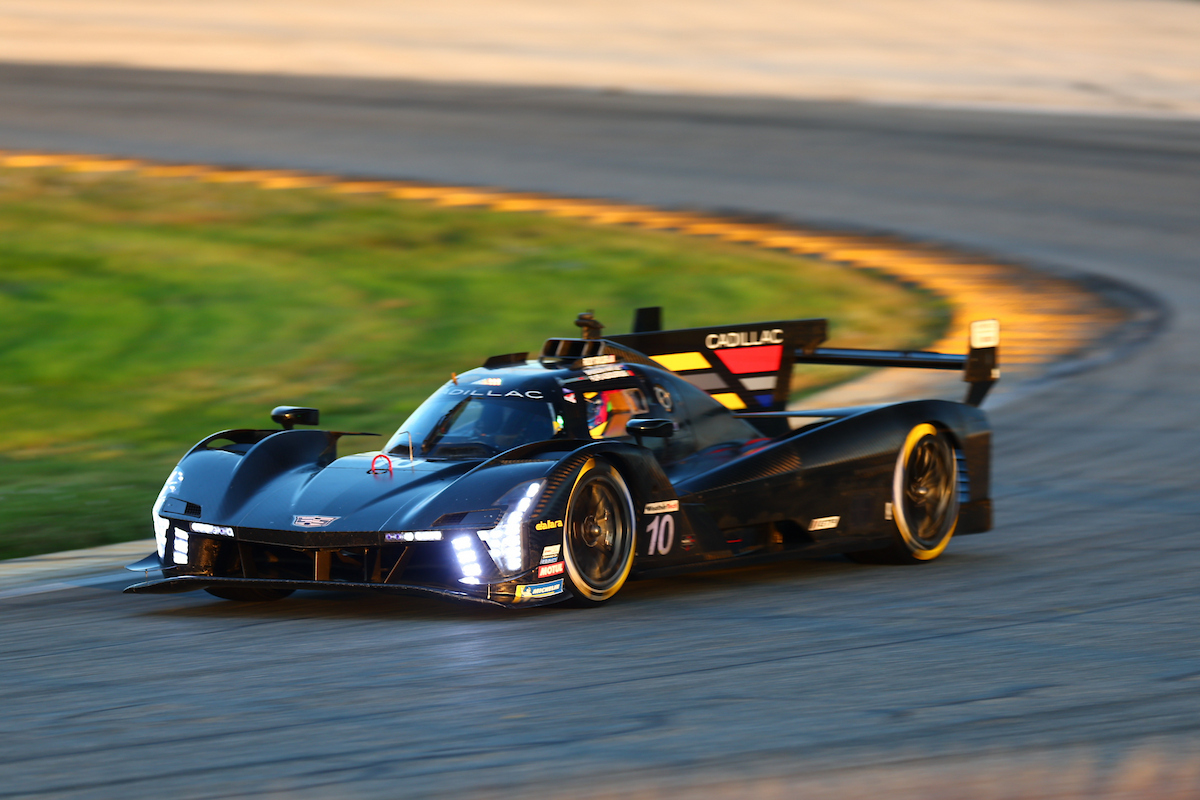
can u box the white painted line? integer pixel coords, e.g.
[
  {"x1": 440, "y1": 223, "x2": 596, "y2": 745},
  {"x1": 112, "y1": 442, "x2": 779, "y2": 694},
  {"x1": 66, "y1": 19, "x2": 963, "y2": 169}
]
[{"x1": 0, "y1": 571, "x2": 133, "y2": 601}]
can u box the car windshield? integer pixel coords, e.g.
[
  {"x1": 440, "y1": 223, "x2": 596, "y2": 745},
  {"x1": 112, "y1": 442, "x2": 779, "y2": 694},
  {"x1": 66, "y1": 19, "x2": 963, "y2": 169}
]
[{"x1": 385, "y1": 393, "x2": 564, "y2": 459}]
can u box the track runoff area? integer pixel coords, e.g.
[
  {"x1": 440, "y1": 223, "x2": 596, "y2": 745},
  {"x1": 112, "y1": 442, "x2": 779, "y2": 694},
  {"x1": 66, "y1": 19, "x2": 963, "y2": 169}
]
[{"x1": 0, "y1": 149, "x2": 1125, "y2": 594}]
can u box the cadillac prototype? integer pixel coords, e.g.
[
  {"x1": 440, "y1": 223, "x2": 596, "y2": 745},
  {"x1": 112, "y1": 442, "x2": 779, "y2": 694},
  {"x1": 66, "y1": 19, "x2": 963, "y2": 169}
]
[{"x1": 125, "y1": 308, "x2": 999, "y2": 607}]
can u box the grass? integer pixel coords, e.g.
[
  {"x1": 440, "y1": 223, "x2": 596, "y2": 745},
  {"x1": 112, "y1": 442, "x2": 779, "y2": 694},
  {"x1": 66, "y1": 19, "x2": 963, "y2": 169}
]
[{"x1": 0, "y1": 167, "x2": 947, "y2": 559}]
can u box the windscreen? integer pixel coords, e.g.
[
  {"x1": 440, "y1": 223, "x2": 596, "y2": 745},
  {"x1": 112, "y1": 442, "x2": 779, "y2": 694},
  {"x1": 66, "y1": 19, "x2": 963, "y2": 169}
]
[{"x1": 385, "y1": 393, "x2": 564, "y2": 459}]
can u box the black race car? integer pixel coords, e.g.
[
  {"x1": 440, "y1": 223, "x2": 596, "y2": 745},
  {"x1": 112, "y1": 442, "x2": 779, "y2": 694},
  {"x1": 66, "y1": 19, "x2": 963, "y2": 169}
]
[{"x1": 125, "y1": 308, "x2": 998, "y2": 607}]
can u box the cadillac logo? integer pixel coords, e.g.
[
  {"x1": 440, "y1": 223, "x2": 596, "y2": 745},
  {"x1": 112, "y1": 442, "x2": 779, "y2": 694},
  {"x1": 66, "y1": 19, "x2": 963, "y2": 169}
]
[{"x1": 293, "y1": 515, "x2": 340, "y2": 528}]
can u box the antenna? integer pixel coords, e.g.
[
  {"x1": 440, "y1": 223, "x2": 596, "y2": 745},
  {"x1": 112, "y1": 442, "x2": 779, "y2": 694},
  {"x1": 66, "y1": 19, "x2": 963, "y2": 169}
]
[{"x1": 574, "y1": 311, "x2": 605, "y2": 340}]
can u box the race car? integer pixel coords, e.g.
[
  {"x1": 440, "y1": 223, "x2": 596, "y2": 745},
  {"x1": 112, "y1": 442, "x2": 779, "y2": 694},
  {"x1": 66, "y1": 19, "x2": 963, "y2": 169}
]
[{"x1": 125, "y1": 308, "x2": 999, "y2": 607}]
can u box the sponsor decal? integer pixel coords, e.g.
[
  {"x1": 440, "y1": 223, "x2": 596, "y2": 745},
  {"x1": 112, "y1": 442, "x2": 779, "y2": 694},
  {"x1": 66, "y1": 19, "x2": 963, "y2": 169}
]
[
  {"x1": 474, "y1": 377, "x2": 503, "y2": 386},
  {"x1": 884, "y1": 502, "x2": 893, "y2": 521},
  {"x1": 680, "y1": 532, "x2": 697, "y2": 551},
  {"x1": 581, "y1": 354, "x2": 617, "y2": 367},
  {"x1": 705, "y1": 329, "x2": 785, "y2": 349},
  {"x1": 293, "y1": 515, "x2": 339, "y2": 528},
  {"x1": 515, "y1": 578, "x2": 564, "y2": 601},
  {"x1": 446, "y1": 388, "x2": 544, "y2": 399},
  {"x1": 582, "y1": 367, "x2": 633, "y2": 382},
  {"x1": 644, "y1": 500, "x2": 679, "y2": 515},
  {"x1": 535, "y1": 519, "x2": 564, "y2": 531},
  {"x1": 646, "y1": 513, "x2": 675, "y2": 555},
  {"x1": 539, "y1": 544, "x2": 561, "y2": 565},
  {"x1": 808, "y1": 515, "x2": 840, "y2": 531},
  {"x1": 537, "y1": 562, "x2": 565, "y2": 578}
]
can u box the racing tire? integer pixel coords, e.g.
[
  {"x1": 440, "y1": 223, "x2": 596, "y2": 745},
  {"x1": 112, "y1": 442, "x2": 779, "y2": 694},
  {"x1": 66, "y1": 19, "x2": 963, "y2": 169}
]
[
  {"x1": 849, "y1": 423, "x2": 959, "y2": 565},
  {"x1": 204, "y1": 586, "x2": 295, "y2": 602},
  {"x1": 561, "y1": 459, "x2": 636, "y2": 606}
]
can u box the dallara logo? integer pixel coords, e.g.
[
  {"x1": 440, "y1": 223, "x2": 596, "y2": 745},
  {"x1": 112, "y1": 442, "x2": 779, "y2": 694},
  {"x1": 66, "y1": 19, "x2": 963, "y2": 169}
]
[
  {"x1": 535, "y1": 519, "x2": 564, "y2": 531},
  {"x1": 293, "y1": 515, "x2": 340, "y2": 528}
]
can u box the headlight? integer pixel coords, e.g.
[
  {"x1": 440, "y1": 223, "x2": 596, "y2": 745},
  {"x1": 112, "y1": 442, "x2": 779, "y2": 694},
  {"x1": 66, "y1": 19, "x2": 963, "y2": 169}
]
[
  {"x1": 478, "y1": 481, "x2": 541, "y2": 575},
  {"x1": 172, "y1": 530, "x2": 189, "y2": 564},
  {"x1": 191, "y1": 522, "x2": 234, "y2": 537},
  {"x1": 152, "y1": 469, "x2": 184, "y2": 558},
  {"x1": 453, "y1": 534, "x2": 484, "y2": 584}
]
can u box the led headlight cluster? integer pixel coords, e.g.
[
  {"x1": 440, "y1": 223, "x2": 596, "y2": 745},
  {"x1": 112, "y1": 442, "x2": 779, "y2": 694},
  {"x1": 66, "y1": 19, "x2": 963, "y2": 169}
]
[
  {"x1": 478, "y1": 482, "x2": 541, "y2": 575},
  {"x1": 172, "y1": 530, "x2": 189, "y2": 564},
  {"x1": 154, "y1": 515, "x2": 169, "y2": 560},
  {"x1": 152, "y1": 469, "x2": 184, "y2": 559},
  {"x1": 453, "y1": 535, "x2": 484, "y2": 584},
  {"x1": 385, "y1": 530, "x2": 443, "y2": 542},
  {"x1": 191, "y1": 522, "x2": 234, "y2": 537}
]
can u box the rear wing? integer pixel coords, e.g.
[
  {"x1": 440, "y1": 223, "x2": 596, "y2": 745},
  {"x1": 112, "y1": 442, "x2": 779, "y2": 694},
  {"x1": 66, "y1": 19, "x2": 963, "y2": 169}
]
[
  {"x1": 793, "y1": 318, "x2": 1000, "y2": 406},
  {"x1": 606, "y1": 308, "x2": 999, "y2": 409}
]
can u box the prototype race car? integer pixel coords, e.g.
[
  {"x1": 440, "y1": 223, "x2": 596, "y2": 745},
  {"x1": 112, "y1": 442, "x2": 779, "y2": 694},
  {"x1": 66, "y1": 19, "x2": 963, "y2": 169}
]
[{"x1": 125, "y1": 308, "x2": 999, "y2": 607}]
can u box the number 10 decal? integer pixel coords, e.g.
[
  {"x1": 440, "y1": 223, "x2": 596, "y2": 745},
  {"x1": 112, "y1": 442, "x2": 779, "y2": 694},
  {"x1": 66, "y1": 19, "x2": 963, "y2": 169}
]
[{"x1": 647, "y1": 514, "x2": 675, "y2": 555}]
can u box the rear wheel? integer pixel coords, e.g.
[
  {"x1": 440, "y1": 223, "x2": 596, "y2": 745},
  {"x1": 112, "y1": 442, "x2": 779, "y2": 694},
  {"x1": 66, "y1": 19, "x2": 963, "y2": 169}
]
[
  {"x1": 561, "y1": 459, "x2": 636, "y2": 605},
  {"x1": 849, "y1": 423, "x2": 959, "y2": 564},
  {"x1": 205, "y1": 586, "x2": 294, "y2": 602}
]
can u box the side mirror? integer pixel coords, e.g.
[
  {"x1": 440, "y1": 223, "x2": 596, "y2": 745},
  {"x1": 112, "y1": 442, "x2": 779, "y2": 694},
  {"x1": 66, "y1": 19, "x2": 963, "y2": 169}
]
[
  {"x1": 271, "y1": 406, "x2": 320, "y2": 430},
  {"x1": 627, "y1": 418, "x2": 674, "y2": 448},
  {"x1": 628, "y1": 418, "x2": 674, "y2": 438}
]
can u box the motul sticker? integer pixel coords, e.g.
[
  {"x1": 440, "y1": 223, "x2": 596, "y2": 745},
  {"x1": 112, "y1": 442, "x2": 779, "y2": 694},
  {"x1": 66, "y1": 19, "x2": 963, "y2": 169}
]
[
  {"x1": 537, "y1": 562, "x2": 565, "y2": 578},
  {"x1": 293, "y1": 515, "x2": 339, "y2": 528},
  {"x1": 644, "y1": 500, "x2": 679, "y2": 515},
  {"x1": 808, "y1": 516, "x2": 840, "y2": 531}
]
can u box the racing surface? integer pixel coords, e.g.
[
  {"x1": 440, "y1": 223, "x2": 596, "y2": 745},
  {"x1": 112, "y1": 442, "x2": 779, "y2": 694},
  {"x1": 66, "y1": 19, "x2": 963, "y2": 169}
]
[{"x1": 2, "y1": 64, "x2": 1200, "y2": 797}]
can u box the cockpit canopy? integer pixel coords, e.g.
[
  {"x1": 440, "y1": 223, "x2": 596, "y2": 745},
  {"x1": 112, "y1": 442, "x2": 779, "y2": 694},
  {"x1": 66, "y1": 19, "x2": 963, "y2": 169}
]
[
  {"x1": 384, "y1": 361, "x2": 760, "y2": 461},
  {"x1": 384, "y1": 381, "x2": 565, "y2": 459}
]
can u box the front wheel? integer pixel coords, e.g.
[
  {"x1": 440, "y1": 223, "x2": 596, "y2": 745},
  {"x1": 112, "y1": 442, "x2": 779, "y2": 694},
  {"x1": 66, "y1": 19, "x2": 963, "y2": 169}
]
[
  {"x1": 849, "y1": 423, "x2": 959, "y2": 564},
  {"x1": 561, "y1": 459, "x2": 636, "y2": 605}
]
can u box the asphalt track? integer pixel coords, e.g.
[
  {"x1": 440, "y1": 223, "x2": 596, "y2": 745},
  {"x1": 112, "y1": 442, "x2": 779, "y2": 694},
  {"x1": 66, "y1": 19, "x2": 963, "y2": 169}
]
[{"x1": 2, "y1": 63, "x2": 1200, "y2": 798}]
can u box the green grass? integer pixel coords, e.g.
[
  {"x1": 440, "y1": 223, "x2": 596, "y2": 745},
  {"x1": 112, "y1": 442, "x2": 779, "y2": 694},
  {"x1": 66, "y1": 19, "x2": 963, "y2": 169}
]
[{"x1": 0, "y1": 167, "x2": 947, "y2": 559}]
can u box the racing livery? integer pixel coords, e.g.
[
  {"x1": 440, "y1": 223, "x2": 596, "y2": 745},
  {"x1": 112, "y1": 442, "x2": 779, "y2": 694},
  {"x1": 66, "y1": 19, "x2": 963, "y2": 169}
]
[{"x1": 126, "y1": 309, "x2": 998, "y2": 607}]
